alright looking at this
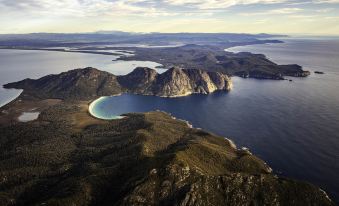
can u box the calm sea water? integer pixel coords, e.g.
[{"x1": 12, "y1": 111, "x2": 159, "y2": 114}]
[
  {"x1": 1, "y1": 39, "x2": 339, "y2": 202},
  {"x1": 92, "y1": 38, "x2": 339, "y2": 202},
  {"x1": 0, "y1": 49, "x2": 162, "y2": 107}
]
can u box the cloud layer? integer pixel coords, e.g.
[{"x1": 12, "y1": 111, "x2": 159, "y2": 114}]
[{"x1": 0, "y1": 0, "x2": 338, "y2": 34}]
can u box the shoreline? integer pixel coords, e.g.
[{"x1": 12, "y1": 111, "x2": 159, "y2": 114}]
[
  {"x1": 88, "y1": 95, "x2": 125, "y2": 120},
  {"x1": 87, "y1": 88, "x2": 233, "y2": 120},
  {"x1": 0, "y1": 40, "x2": 280, "y2": 57},
  {"x1": 0, "y1": 47, "x2": 126, "y2": 57}
]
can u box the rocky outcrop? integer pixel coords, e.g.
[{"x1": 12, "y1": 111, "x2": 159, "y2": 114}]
[
  {"x1": 4, "y1": 67, "x2": 232, "y2": 100},
  {"x1": 118, "y1": 67, "x2": 232, "y2": 97},
  {"x1": 278, "y1": 64, "x2": 311, "y2": 77},
  {"x1": 117, "y1": 67, "x2": 158, "y2": 94}
]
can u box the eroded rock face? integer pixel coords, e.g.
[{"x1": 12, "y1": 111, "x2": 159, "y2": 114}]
[
  {"x1": 4, "y1": 67, "x2": 232, "y2": 100},
  {"x1": 118, "y1": 67, "x2": 232, "y2": 97},
  {"x1": 117, "y1": 67, "x2": 158, "y2": 94}
]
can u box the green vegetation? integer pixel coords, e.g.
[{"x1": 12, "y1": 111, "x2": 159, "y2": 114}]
[{"x1": 0, "y1": 101, "x2": 333, "y2": 205}]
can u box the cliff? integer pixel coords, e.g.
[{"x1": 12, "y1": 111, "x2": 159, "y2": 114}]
[
  {"x1": 118, "y1": 67, "x2": 232, "y2": 97},
  {"x1": 4, "y1": 67, "x2": 232, "y2": 100}
]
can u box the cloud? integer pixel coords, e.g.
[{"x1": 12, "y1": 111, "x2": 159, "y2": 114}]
[
  {"x1": 240, "y1": 7, "x2": 303, "y2": 16},
  {"x1": 315, "y1": 8, "x2": 334, "y2": 12},
  {"x1": 165, "y1": 0, "x2": 290, "y2": 9},
  {"x1": 0, "y1": 0, "x2": 338, "y2": 18},
  {"x1": 0, "y1": 0, "x2": 170, "y2": 17},
  {"x1": 314, "y1": 0, "x2": 339, "y2": 3},
  {"x1": 0, "y1": 0, "x2": 339, "y2": 34},
  {"x1": 0, "y1": 0, "x2": 295, "y2": 17}
]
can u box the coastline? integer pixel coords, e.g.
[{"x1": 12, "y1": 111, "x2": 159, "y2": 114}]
[
  {"x1": 88, "y1": 95, "x2": 125, "y2": 120},
  {"x1": 0, "y1": 39, "x2": 282, "y2": 58},
  {"x1": 0, "y1": 47, "x2": 126, "y2": 57},
  {"x1": 0, "y1": 88, "x2": 23, "y2": 108},
  {"x1": 87, "y1": 87, "x2": 233, "y2": 120}
]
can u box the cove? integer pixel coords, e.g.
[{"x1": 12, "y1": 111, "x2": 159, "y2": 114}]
[{"x1": 89, "y1": 96, "x2": 125, "y2": 120}]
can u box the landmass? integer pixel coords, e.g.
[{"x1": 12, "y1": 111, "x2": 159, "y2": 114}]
[
  {"x1": 0, "y1": 32, "x2": 326, "y2": 205},
  {"x1": 0, "y1": 32, "x2": 285, "y2": 48},
  {"x1": 117, "y1": 44, "x2": 310, "y2": 80},
  {"x1": 0, "y1": 32, "x2": 311, "y2": 80},
  {"x1": 0, "y1": 103, "x2": 334, "y2": 205},
  {"x1": 315, "y1": 71, "x2": 325, "y2": 74},
  {"x1": 3, "y1": 67, "x2": 232, "y2": 99},
  {"x1": 1, "y1": 44, "x2": 310, "y2": 80},
  {"x1": 0, "y1": 67, "x2": 334, "y2": 205}
]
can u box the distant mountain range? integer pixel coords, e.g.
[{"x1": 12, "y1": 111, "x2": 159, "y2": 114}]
[{"x1": 0, "y1": 32, "x2": 287, "y2": 47}]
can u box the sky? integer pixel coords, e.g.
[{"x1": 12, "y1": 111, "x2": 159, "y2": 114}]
[{"x1": 0, "y1": 0, "x2": 339, "y2": 35}]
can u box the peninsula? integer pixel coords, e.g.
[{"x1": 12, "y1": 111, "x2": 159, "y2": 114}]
[
  {"x1": 0, "y1": 67, "x2": 334, "y2": 205},
  {"x1": 117, "y1": 44, "x2": 311, "y2": 80}
]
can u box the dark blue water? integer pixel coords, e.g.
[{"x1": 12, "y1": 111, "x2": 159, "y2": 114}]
[{"x1": 92, "y1": 38, "x2": 339, "y2": 203}]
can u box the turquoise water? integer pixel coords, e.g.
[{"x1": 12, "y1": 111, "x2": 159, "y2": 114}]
[
  {"x1": 90, "y1": 38, "x2": 339, "y2": 203},
  {"x1": 89, "y1": 96, "x2": 125, "y2": 120}
]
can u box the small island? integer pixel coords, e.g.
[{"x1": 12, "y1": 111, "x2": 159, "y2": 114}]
[{"x1": 315, "y1": 71, "x2": 325, "y2": 74}]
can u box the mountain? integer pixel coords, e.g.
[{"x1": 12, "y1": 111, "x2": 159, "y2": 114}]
[
  {"x1": 3, "y1": 68, "x2": 123, "y2": 100},
  {"x1": 0, "y1": 107, "x2": 334, "y2": 205},
  {"x1": 4, "y1": 67, "x2": 232, "y2": 99},
  {"x1": 118, "y1": 67, "x2": 232, "y2": 97}
]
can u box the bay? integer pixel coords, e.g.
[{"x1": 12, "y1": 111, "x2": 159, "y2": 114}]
[{"x1": 92, "y1": 38, "x2": 339, "y2": 202}]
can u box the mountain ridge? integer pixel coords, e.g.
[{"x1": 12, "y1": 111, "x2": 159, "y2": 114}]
[{"x1": 3, "y1": 67, "x2": 232, "y2": 100}]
